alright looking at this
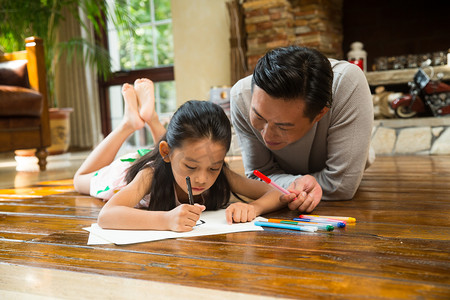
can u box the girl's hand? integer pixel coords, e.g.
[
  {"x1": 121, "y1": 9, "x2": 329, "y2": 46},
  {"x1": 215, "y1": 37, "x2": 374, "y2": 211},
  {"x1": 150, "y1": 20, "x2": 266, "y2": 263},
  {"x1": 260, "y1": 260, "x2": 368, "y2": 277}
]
[
  {"x1": 282, "y1": 175, "x2": 322, "y2": 212},
  {"x1": 167, "y1": 204, "x2": 205, "y2": 232},
  {"x1": 225, "y1": 202, "x2": 257, "y2": 225}
]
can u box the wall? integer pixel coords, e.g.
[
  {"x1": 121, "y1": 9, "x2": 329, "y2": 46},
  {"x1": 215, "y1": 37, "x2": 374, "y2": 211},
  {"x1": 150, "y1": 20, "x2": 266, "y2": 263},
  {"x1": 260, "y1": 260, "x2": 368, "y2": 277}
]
[{"x1": 171, "y1": 0, "x2": 231, "y2": 106}]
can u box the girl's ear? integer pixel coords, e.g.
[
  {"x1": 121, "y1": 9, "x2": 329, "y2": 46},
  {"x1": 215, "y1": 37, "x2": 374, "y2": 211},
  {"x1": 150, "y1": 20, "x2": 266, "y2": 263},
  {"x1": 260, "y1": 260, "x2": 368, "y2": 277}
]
[{"x1": 159, "y1": 141, "x2": 171, "y2": 162}]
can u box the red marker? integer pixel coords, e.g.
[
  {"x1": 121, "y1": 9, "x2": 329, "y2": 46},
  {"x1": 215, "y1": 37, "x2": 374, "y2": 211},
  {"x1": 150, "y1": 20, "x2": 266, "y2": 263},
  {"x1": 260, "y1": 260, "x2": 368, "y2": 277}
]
[{"x1": 253, "y1": 170, "x2": 290, "y2": 195}]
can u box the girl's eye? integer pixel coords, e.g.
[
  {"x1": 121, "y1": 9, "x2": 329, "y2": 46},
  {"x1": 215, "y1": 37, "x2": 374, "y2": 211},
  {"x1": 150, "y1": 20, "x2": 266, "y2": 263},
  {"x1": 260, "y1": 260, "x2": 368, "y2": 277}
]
[
  {"x1": 185, "y1": 164, "x2": 196, "y2": 170},
  {"x1": 210, "y1": 168, "x2": 220, "y2": 172}
]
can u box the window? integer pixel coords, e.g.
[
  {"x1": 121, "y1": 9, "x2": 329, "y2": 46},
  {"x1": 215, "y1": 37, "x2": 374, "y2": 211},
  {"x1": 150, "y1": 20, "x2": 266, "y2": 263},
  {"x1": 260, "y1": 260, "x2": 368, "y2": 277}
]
[
  {"x1": 109, "y1": 0, "x2": 173, "y2": 71},
  {"x1": 101, "y1": 0, "x2": 175, "y2": 150}
]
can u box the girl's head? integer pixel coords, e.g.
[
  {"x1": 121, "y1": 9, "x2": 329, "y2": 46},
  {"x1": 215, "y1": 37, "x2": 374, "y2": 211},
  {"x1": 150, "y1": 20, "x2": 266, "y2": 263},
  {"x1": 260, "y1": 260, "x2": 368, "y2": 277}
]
[
  {"x1": 127, "y1": 100, "x2": 232, "y2": 211},
  {"x1": 162, "y1": 100, "x2": 231, "y2": 157}
]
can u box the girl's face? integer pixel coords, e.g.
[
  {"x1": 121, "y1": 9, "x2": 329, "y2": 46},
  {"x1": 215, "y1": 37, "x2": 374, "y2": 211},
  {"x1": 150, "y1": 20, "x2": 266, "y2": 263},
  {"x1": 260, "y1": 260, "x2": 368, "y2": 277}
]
[{"x1": 165, "y1": 138, "x2": 227, "y2": 197}]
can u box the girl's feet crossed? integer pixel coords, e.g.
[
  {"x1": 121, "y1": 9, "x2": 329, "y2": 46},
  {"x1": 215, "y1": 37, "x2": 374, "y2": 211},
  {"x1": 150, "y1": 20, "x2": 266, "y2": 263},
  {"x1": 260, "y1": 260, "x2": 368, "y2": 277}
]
[
  {"x1": 122, "y1": 83, "x2": 145, "y2": 130},
  {"x1": 134, "y1": 78, "x2": 156, "y2": 123}
]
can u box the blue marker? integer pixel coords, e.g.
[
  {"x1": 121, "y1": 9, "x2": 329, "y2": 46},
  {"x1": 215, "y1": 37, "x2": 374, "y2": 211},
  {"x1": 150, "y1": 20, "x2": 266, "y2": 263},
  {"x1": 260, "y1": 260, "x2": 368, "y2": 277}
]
[
  {"x1": 293, "y1": 217, "x2": 345, "y2": 228},
  {"x1": 254, "y1": 221, "x2": 317, "y2": 232}
]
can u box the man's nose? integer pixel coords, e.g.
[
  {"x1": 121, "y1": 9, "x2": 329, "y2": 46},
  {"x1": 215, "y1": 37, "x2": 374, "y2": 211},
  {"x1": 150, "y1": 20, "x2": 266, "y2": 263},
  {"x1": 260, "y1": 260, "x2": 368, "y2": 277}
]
[{"x1": 261, "y1": 122, "x2": 278, "y2": 139}]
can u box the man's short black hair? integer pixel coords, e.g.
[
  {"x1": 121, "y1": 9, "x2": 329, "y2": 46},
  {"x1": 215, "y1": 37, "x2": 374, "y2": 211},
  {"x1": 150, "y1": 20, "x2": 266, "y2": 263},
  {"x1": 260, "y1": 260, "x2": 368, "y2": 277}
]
[{"x1": 252, "y1": 46, "x2": 333, "y2": 121}]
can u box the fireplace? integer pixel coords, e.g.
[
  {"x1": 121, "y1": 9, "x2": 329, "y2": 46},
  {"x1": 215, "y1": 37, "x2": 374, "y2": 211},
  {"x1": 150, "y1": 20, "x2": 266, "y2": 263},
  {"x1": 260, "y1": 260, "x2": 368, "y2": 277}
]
[{"x1": 234, "y1": 0, "x2": 450, "y2": 155}]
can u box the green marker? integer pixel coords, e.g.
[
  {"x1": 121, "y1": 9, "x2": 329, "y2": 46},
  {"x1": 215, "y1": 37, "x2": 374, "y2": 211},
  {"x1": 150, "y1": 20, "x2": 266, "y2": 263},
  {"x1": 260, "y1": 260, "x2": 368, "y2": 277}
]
[
  {"x1": 281, "y1": 221, "x2": 334, "y2": 232},
  {"x1": 268, "y1": 219, "x2": 334, "y2": 231}
]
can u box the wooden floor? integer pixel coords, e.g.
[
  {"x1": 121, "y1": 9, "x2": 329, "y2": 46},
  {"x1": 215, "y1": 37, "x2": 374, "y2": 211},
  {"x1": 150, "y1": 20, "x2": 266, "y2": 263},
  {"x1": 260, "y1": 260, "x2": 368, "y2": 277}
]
[{"x1": 1, "y1": 155, "x2": 450, "y2": 299}]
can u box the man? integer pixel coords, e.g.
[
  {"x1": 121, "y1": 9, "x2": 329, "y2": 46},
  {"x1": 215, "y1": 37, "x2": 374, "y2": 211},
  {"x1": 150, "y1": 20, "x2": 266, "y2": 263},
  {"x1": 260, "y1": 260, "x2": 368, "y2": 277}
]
[{"x1": 230, "y1": 46, "x2": 374, "y2": 212}]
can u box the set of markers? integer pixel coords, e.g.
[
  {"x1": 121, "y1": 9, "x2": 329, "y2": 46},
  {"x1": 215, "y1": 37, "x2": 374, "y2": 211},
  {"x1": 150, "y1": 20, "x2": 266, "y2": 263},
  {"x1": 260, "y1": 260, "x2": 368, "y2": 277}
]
[
  {"x1": 254, "y1": 215, "x2": 356, "y2": 232},
  {"x1": 252, "y1": 169, "x2": 356, "y2": 232}
]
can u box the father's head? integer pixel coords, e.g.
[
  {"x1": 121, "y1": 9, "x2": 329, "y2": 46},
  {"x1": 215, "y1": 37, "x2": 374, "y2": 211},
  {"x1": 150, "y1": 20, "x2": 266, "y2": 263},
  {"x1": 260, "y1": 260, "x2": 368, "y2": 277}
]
[{"x1": 250, "y1": 46, "x2": 333, "y2": 150}]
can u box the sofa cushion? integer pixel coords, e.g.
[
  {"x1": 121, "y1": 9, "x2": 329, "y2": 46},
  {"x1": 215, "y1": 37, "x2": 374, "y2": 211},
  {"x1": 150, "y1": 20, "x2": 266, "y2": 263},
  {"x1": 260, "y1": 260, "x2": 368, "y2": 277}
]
[
  {"x1": 0, "y1": 85, "x2": 43, "y2": 117},
  {"x1": 0, "y1": 60, "x2": 30, "y2": 88},
  {"x1": 0, "y1": 117, "x2": 41, "y2": 130}
]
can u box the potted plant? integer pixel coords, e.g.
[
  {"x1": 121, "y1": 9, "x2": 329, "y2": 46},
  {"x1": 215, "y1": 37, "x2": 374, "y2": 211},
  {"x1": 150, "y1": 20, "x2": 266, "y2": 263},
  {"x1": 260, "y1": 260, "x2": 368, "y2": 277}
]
[{"x1": 0, "y1": 0, "x2": 135, "y2": 154}]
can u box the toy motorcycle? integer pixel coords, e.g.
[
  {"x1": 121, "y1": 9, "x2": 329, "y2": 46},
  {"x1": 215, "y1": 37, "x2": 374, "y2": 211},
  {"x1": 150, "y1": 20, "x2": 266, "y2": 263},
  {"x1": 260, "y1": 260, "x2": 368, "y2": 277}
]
[{"x1": 390, "y1": 60, "x2": 450, "y2": 118}]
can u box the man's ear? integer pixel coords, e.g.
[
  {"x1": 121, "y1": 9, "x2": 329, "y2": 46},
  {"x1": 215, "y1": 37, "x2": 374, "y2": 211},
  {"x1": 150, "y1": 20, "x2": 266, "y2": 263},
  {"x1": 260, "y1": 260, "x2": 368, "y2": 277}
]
[
  {"x1": 159, "y1": 141, "x2": 171, "y2": 162},
  {"x1": 312, "y1": 106, "x2": 330, "y2": 124}
]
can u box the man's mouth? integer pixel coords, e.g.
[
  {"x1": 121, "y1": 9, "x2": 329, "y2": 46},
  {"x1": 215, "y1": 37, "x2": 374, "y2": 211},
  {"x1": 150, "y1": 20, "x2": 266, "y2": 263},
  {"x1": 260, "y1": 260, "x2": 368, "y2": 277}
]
[{"x1": 265, "y1": 140, "x2": 282, "y2": 147}]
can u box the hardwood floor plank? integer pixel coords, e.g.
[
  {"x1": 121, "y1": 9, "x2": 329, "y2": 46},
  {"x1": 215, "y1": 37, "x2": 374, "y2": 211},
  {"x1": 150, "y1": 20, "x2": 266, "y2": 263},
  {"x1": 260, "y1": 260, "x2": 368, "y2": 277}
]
[
  {"x1": 0, "y1": 195, "x2": 104, "y2": 208},
  {"x1": 0, "y1": 215, "x2": 95, "y2": 236},
  {"x1": 0, "y1": 204, "x2": 100, "y2": 217},
  {"x1": 0, "y1": 185, "x2": 76, "y2": 197}
]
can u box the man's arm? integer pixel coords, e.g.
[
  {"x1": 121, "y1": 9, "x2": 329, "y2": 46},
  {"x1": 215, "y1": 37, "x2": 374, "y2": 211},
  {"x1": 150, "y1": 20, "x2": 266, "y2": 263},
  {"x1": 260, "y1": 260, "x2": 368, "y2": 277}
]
[{"x1": 309, "y1": 62, "x2": 373, "y2": 200}]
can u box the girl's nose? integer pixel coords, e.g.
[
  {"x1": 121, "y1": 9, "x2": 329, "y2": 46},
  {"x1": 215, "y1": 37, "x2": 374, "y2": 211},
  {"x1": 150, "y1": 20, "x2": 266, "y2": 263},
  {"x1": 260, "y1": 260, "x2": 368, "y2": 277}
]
[{"x1": 194, "y1": 171, "x2": 207, "y2": 184}]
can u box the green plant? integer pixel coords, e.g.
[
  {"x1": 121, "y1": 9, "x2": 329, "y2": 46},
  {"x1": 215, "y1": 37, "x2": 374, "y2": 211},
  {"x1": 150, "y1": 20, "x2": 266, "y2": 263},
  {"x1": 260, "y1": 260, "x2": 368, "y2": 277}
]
[{"x1": 0, "y1": 0, "x2": 135, "y2": 107}]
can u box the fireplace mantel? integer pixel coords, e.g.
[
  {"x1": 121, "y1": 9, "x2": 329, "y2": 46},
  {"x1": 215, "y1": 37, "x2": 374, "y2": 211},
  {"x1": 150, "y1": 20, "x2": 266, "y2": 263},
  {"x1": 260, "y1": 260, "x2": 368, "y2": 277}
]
[{"x1": 366, "y1": 65, "x2": 450, "y2": 86}]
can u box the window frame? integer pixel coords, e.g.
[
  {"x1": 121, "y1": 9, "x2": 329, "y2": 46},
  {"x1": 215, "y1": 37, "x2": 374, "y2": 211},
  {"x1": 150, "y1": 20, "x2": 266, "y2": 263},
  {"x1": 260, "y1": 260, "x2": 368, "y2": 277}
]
[{"x1": 96, "y1": 1, "x2": 175, "y2": 137}]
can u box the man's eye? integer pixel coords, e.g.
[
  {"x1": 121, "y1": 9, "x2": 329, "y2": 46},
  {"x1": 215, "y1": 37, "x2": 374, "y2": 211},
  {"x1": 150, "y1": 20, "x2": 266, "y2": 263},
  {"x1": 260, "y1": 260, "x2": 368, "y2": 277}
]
[
  {"x1": 278, "y1": 127, "x2": 288, "y2": 131},
  {"x1": 251, "y1": 111, "x2": 264, "y2": 121}
]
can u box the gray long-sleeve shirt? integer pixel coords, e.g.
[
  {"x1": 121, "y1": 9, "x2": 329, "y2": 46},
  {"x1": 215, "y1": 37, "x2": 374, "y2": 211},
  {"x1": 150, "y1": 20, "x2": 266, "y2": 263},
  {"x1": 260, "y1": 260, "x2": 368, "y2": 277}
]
[{"x1": 230, "y1": 59, "x2": 374, "y2": 200}]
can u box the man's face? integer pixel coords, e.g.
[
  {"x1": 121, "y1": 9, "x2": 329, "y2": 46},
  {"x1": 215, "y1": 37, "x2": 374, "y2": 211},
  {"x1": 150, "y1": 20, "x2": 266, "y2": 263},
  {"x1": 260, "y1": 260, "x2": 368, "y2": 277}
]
[{"x1": 250, "y1": 86, "x2": 324, "y2": 151}]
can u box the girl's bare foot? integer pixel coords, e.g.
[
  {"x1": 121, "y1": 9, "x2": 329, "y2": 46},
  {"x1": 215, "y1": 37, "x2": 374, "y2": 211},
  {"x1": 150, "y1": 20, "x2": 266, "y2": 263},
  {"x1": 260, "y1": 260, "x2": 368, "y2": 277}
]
[
  {"x1": 134, "y1": 78, "x2": 155, "y2": 123},
  {"x1": 122, "y1": 83, "x2": 145, "y2": 130}
]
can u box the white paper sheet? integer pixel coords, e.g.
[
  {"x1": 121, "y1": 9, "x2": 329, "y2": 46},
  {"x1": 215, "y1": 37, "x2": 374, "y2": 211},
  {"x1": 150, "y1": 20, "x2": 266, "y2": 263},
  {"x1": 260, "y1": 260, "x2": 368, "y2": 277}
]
[
  {"x1": 83, "y1": 209, "x2": 265, "y2": 245},
  {"x1": 83, "y1": 226, "x2": 113, "y2": 245}
]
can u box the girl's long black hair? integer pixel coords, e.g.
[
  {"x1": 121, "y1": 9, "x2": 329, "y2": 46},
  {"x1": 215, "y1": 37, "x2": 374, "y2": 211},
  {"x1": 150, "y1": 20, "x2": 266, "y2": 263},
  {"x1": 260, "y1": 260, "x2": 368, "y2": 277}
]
[{"x1": 125, "y1": 100, "x2": 232, "y2": 211}]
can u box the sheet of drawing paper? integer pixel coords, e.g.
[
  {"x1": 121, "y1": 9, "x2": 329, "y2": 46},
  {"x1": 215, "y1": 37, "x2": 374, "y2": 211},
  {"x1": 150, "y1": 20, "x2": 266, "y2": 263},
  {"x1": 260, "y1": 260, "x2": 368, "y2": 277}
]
[
  {"x1": 83, "y1": 226, "x2": 113, "y2": 245},
  {"x1": 83, "y1": 209, "x2": 265, "y2": 245}
]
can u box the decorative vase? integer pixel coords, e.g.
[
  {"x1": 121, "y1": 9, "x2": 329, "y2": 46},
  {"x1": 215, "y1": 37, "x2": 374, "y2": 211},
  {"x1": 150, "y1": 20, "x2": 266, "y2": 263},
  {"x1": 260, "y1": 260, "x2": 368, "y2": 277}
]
[{"x1": 46, "y1": 107, "x2": 74, "y2": 155}]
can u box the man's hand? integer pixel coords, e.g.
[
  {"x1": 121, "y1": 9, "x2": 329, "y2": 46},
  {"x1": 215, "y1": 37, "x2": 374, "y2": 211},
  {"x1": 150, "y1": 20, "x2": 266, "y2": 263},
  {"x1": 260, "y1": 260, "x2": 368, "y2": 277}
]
[{"x1": 280, "y1": 175, "x2": 322, "y2": 212}]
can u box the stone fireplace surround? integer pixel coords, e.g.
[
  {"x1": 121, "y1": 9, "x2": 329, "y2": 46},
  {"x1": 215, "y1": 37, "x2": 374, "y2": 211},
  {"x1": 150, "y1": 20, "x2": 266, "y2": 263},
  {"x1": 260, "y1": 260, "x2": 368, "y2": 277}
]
[{"x1": 372, "y1": 117, "x2": 450, "y2": 155}]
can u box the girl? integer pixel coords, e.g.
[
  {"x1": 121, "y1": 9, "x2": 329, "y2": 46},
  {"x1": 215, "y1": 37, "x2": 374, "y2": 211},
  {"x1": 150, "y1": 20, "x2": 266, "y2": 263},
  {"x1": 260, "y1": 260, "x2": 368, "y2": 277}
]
[{"x1": 74, "y1": 79, "x2": 286, "y2": 232}]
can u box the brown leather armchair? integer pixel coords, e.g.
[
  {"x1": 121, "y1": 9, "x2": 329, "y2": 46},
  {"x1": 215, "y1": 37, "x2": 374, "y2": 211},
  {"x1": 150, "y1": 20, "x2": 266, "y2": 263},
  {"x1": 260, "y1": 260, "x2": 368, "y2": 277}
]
[{"x1": 0, "y1": 37, "x2": 51, "y2": 171}]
